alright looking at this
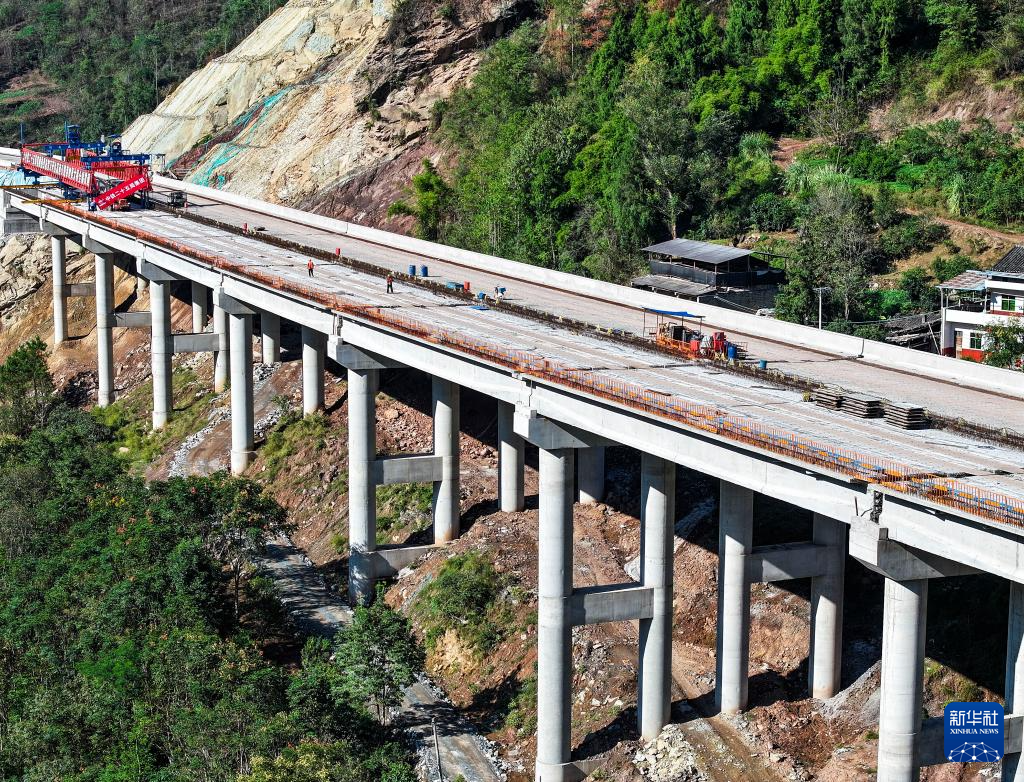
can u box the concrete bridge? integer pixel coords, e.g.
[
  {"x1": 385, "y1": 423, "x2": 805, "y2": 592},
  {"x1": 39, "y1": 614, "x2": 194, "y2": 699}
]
[{"x1": 3, "y1": 171, "x2": 1024, "y2": 782}]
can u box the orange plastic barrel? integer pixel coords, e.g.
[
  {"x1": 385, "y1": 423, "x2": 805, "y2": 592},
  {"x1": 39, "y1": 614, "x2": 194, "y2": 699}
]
[{"x1": 464, "y1": 281, "x2": 471, "y2": 292}]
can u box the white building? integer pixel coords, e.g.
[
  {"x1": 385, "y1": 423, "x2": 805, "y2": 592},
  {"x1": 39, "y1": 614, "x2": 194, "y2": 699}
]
[{"x1": 939, "y1": 247, "x2": 1024, "y2": 364}]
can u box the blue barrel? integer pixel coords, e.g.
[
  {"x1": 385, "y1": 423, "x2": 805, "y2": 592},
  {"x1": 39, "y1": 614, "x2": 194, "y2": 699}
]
[
  {"x1": 758, "y1": 359, "x2": 768, "y2": 370},
  {"x1": 727, "y1": 344, "x2": 737, "y2": 361},
  {"x1": 420, "y1": 264, "x2": 429, "y2": 277},
  {"x1": 476, "y1": 291, "x2": 486, "y2": 301},
  {"x1": 408, "y1": 264, "x2": 416, "y2": 276}
]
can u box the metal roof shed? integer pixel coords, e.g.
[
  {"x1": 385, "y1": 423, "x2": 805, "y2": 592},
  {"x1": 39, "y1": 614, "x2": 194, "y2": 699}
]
[
  {"x1": 641, "y1": 238, "x2": 754, "y2": 265},
  {"x1": 936, "y1": 270, "x2": 989, "y2": 291}
]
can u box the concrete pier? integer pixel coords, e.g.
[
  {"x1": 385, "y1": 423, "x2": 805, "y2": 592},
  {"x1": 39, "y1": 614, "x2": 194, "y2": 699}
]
[
  {"x1": 498, "y1": 401, "x2": 525, "y2": 512},
  {"x1": 1004, "y1": 582, "x2": 1024, "y2": 780},
  {"x1": 809, "y1": 514, "x2": 846, "y2": 699},
  {"x1": 536, "y1": 446, "x2": 575, "y2": 782},
  {"x1": 637, "y1": 453, "x2": 675, "y2": 740},
  {"x1": 577, "y1": 445, "x2": 605, "y2": 504},
  {"x1": 150, "y1": 279, "x2": 173, "y2": 430},
  {"x1": 190, "y1": 280, "x2": 208, "y2": 333},
  {"x1": 716, "y1": 481, "x2": 753, "y2": 714},
  {"x1": 213, "y1": 304, "x2": 229, "y2": 393},
  {"x1": 228, "y1": 312, "x2": 254, "y2": 475},
  {"x1": 51, "y1": 237, "x2": 67, "y2": 345},
  {"x1": 432, "y1": 377, "x2": 460, "y2": 544},
  {"x1": 877, "y1": 577, "x2": 928, "y2": 782},
  {"x1": 348, "y1": 367, "x2": 377, "y2": 606},
  {"x1": 94, "y1": 253, "x2": 115, "y2": 407},
  {"x1": 261, "y1": 312, "x2": 281, "y2": 364},
  {"x1": 301, "y1": 325, "x2": 325, "y2": 415}
]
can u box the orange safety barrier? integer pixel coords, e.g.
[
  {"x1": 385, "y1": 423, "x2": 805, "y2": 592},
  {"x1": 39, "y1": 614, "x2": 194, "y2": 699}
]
[
  {"x1": 880, "y1": 478, "x2": 1024, "y2": 528},
  {"x1": 43, "y1": 200, "x2": 1024, "y2": 530}
]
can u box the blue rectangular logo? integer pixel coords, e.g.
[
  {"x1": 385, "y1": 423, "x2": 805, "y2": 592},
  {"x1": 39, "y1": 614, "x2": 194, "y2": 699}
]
[{"x1": 944, "y1": 702, "x2": 1004, "y2": 762}]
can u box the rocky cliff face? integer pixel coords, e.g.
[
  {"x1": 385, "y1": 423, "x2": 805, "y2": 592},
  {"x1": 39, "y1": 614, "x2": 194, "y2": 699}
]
[
  {"x1": 123, "y1": 0, "x2": 533, "y2": 227},
  {"x1": 0, "y1": 234, "x2": 51, "y2": 332}
]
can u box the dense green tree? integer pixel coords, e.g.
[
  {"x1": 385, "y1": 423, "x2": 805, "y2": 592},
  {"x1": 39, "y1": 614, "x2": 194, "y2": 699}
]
[
  {"x1": 387, "y1": 159, "x2": 454, "y2": 241},
  {"x1": 392, "y1": 0, "x2": 1024, "y2": 299},
  {"x1": 334, "y1": 589, "x2": 424, "y2": 725},
  {"x1": 984, "y1": 317, "x2": 1024, "y2": 370},
  {"x1": 0, "y1": 337, "x2": 55, "y2": 437},
  {"x1": 239, "y1": 739, "x2": 416, "y2": 782},
  {"x1": 725, "y1": 0, "x2": 769, "y2": 61},
  {"x1": 777, "y1": 183, "x2": 880, "y2": 323},
  {"x1": 0, "y1": 344, "x2": 418, "y2": 781},
  {"x1": 932, "y1": 254, "x2": 973, "y2": 283},
  {"x1": 0, "y1": 0, "x2": 289, "y2": 143}
]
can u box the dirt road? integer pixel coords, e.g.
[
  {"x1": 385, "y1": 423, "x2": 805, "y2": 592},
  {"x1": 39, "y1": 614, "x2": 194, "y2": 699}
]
[{"x1": 260, "y1": 535, "x2": 505, "y2": 782}]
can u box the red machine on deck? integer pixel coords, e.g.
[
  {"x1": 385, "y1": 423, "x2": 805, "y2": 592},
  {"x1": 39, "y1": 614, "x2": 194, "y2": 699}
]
[{"x1": 19, "y1": 124, "x2": 153, "y2": 211}]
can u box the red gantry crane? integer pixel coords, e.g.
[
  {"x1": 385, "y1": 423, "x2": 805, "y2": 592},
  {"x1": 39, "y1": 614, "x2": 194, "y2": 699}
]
[{"x1": 20, "y1": 124, "x2": 153, "y2": 211}]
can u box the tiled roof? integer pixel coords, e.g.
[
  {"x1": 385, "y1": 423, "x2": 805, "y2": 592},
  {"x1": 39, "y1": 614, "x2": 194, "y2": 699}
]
[{"x1": 994, "y1": 245, "x2": 1024, "y2": 273}]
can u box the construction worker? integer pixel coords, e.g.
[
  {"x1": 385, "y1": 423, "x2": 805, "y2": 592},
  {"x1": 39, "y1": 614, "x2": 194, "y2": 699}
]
[
  {"x1": 307, "y1": 258, "x2": 315, "y2": 278},
  {"x1": 386, "y1": 274, "x2": 394, "y2": 294}
]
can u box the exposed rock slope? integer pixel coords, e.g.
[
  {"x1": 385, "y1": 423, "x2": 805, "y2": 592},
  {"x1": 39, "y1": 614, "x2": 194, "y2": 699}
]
[{"x1": 123, "y1": 0, "x2": 532, "y2": 226}]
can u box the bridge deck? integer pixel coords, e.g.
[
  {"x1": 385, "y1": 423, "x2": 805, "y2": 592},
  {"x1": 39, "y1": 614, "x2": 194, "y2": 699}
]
[
  {"x1": 159, "y1": 186, "x2": 1024, "y2": 438},
  {"x1": 103, "y1": 207, "x2": 1024, "y2": 523}
]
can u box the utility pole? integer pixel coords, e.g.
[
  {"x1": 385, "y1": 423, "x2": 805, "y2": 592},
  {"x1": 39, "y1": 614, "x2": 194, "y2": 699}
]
[{"x1": 813, "y1": 286, "x2": 831, "y2": 330}]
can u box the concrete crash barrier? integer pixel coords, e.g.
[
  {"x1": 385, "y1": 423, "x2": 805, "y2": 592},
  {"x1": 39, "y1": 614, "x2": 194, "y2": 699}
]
[{"x1": 153, "y1": 174, "x2": 1024, "y2": 401}]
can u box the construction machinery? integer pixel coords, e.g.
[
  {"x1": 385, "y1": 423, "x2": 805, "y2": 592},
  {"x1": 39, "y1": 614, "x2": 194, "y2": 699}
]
[
  {"x1": 19, "y1": 123, "x2": 153, "y2": 211},
  {"x1": 643, "y1": 308, "x2": 746, "y2": 360}
]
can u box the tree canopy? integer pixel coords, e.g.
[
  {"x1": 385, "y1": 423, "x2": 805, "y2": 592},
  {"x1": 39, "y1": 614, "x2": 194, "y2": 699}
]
[{"x1": 0, "y1": 342, "x2": 418, "y2": 781}]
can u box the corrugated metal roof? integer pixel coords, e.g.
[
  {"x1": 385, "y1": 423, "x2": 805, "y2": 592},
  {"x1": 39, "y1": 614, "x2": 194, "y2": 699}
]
[
  {"x1": 631, "y1": 274, "x2": 716, "y2": 297},
  {"x1": 994, "y1": 245, "x2": 1024, "y2": 274},
  {"x1": 641, "y1": 238, "x2": 754, "y2": 264},
  {"x1": 937, "y1": 270, "x2": 989, "y2": 291}
]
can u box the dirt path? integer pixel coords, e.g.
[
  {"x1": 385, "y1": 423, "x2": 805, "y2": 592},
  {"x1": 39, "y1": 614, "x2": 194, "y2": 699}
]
[
  {"x1": 573, "y1": 500, "x2": 787, "y2": 782},
  {"x1": 161, "y1": 361, "x2": 504, "y2": 782},
  {"x1": 260, "y1": 535, "x2": 505, "y2": 782},
  {"x1": 669, "y1": 647, "x2": 786, "y2": 782},
  {"x1": 928, "y1": 214, "x2": 1024, "y2": 245}
]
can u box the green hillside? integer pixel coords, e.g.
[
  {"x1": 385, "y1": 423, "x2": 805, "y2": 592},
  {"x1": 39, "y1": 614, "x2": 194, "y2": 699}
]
[
  {"x1": 0, "y1": 0, "x2": 288, "y2": 143},
  {"x1": 395, "y1": 0, "x2": 1024, "y2": 332}
]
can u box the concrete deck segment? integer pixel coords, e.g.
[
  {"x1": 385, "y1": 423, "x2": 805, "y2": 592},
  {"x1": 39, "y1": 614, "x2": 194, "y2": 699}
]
[
  {"x1": 53, "y1": 209, "x2": 1023, "y2": 506},
  {"x1": 20, "y1": 203, "x2": 1024, "y2": 532},
  {"x1": 150, "y1": 185, "x2": 1024, "y2": 434}
]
